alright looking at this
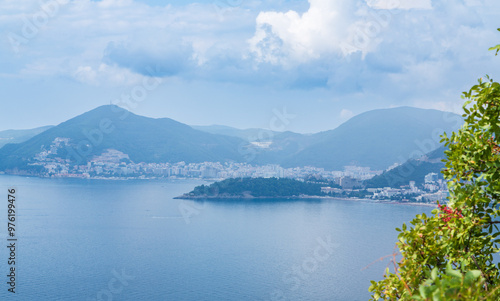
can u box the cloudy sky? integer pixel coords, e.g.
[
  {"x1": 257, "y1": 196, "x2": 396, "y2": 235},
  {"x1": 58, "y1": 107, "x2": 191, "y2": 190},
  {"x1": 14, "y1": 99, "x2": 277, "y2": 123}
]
[{"x1": 1, "y1": 0, "x2": 499, "y2": 133}]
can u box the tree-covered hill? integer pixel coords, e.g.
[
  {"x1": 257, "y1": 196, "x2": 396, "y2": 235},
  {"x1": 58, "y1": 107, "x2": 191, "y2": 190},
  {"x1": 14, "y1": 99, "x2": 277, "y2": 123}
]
[
  {"x1": 0, "y1": 105, "x2": 247, "y2": 173},
  {"x1": 178, "y1": 177, "x2": 325, "y2": 198},
  {"x1": 364, "y1": 146, "x2": 447, "y2": 188}
]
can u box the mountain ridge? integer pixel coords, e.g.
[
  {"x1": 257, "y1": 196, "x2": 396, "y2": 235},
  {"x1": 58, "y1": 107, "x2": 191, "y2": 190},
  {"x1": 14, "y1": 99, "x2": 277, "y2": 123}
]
[
  {"x1": 364, "y1": 145, "x2": 447, "y2": 188},
  {"x1": 0, "y1": 125, "x2": 54, "y2": 148},
  {"x1": 278, "y1": 106, "x2": 461, "y2": 170},
  {"x1": 0, "y1": 105, "x2": 462, "y2": 174},
  {"x1": 0, "y1": 105, "x2": 247, "y2": 173}
]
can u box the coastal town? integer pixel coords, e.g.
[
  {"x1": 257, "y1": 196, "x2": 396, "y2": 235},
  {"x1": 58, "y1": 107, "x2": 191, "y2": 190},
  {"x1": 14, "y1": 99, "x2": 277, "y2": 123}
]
[{"x1": 17, "y1": 144, "x2": 449, "y2": 204}]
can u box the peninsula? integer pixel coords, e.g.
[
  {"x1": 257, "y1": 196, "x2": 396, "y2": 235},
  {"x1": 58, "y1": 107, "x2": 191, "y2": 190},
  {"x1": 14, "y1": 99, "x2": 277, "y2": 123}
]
[
  {"x1": 175, "y1": 177, "x2": 442, "y2": 206},
  {"x1": 174, "y1": 177, "x2": 327, "y2": 199}
]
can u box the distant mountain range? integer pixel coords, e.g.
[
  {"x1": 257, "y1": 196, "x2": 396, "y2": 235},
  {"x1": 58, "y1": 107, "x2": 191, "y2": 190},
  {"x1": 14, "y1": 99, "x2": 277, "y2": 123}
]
[
  {"x1": 0, "y1": 105, "x2": 462, "y2": 174},
  {"x1": 191, "y1": 125, "x2": 321, "y2": 162},
  {"x1": 0, "y1": 126, "x2": 53, "y2": 148},
  {"x1": 191, "y1": 125, "x2": 279, "y2": 142},
  {"x1": 276, "y1": 107, "x2": 461, "y2": 170},
  {"x1": 194, "y1": 107, "x2": 461, "y2": 170}
]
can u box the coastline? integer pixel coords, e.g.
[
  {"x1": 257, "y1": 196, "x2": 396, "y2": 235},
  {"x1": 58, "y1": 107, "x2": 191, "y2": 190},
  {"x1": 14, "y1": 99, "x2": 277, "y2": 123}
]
[
  {"x1": 174, "y1": 194, "x2": 439, "y2": 207},
  {"x1": 0, "y1": 174, "x2": 440, "y2": 208}
]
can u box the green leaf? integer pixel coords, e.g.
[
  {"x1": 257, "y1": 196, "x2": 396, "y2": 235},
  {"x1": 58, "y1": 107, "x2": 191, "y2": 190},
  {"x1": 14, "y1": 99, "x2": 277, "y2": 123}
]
[
  {"x1": 445, "y1": 263, "x2": 463, "y2": 278},
  {"x1": 489, "y1": 44, "x2": 500, "y2": 54},
  {"x1": 419, "y1": 284, "x2": 431, "y2": 298},
  {"x1": 464, "y1": 270, "x2": 482, "y2": 284},
  {"x1": 367, "y1": 36, "x2": 500, "y2": 298},
  {"x1": 431, "y1": 268, "x2": 438, "y2": 280}
]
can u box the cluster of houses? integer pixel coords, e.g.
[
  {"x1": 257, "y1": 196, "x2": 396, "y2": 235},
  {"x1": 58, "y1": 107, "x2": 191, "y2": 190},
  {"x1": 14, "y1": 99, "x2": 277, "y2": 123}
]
[
  {"x1": 321, "y1": 172, "x2": 448, "y2": 203},
  {"x1": 28, "y1": 138, "x2": 448, "y2": 203}
]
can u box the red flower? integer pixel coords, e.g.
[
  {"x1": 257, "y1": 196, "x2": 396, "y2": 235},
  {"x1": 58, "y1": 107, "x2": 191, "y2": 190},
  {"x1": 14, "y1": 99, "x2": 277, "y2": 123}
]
[{"x1": 439, "y1": 205, "x2": 463, "y2": 224}]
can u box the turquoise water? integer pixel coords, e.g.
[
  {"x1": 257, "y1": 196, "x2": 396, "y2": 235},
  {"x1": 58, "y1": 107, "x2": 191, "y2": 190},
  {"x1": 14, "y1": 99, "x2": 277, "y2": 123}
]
[{"x1": 0, "y1": 175, "x2": 432, "y2": 300}]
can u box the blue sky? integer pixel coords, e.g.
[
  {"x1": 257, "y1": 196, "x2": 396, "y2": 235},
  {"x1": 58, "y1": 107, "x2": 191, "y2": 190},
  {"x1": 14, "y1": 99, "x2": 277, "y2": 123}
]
[{"x1": 1, "y1": 0, "x2": 499, "y2": 133}]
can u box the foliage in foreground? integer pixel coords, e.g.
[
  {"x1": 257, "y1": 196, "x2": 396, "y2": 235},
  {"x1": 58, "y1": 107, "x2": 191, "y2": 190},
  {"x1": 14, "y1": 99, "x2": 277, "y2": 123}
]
[{"x1": 369, "y1": 32, "x2": 500, "y2": 300}]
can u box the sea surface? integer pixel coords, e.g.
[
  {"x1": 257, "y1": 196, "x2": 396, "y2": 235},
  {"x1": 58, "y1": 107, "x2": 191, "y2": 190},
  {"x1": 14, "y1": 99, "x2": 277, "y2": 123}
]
[{"x1": 0, "y1": 175, "x2": 433, "y2": 300}]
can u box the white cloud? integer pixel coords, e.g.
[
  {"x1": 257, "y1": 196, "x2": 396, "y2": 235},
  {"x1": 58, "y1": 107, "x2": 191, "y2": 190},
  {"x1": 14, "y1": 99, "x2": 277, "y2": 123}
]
[
  {"x1": 366, "y1": 0, "x2": 432, "y2": 10},
  {"x1": 248, "y1": 0, "x2": 423, "y2": 65},
  {"x1": 2, "y1": 0, "x2": 500, "y2": 133},
  {"x1": 72, "y1": 64, "x2": 146, "y2": 86},
  {"x1": 247, "y1": 0, "x2": 440, "y2": 66},
  {"x1": 248, "y1": 0, "x2": 353, "y2": 65},
  {"x1": 0, "y1": 0, "x2": 253, "y2": 85},
  {"x1": 2, "y1": 0, "x2": 500, "y2": 96}
]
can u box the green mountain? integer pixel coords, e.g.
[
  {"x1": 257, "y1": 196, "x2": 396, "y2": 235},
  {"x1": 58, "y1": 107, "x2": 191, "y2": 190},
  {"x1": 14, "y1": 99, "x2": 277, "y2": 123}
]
[
  {"x1": 252, "y1": 131, "x2": 321, "y2": 164},
  {"x1": 192, "y1": 125, "x2": 321, "y2": 164},
  {"x1": 0, "y1": 106, "x2": 463, "y2": 175},
  {"x1": 193, "y1": 107, "x2": 461, "y2": 171},
  {"x1": 364, "y1": 145, "x2": 447, "y2": 188},
  {"x1": 0, "y1": 105, "x2": 247, "y2": 173},
  {"x1": 279, "y1": 107, "x2": 461, "y2": 170},
  {"x1": 0, "y1": 126, "x2": 53, "y2": 148},
  {"x1": 191, "y1": 125, "x2": 280, "y2": 142}
]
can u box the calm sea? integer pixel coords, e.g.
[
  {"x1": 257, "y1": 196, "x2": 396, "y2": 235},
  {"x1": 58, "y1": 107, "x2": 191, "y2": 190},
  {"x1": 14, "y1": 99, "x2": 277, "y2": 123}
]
[{"x1": 0, "y1": 175, "x2": 433, "y2": 300}]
